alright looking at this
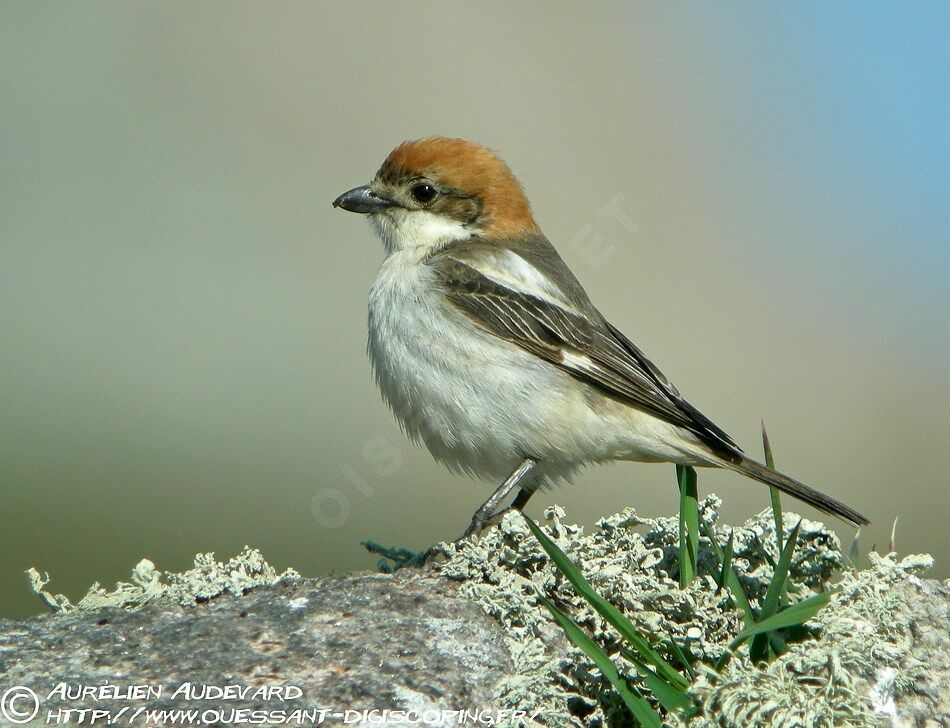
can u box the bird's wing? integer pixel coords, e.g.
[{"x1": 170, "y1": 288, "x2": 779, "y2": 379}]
[{"x1": 426, "y1": 242, "x2": 742, "y2": 457}]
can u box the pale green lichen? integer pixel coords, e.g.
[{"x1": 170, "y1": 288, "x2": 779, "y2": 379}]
[
  {"x1": 27, "y1": 546, "x2": 300, "y2": 613},
  {"x1": 679, "y1": 552, "x2": 934, "y2": 728},
  {"x1": 433, "y1": 496, "x2": 934, "y2": 727}
]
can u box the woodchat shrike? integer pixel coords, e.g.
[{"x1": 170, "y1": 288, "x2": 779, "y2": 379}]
[{"x1": 333, "y1": 137, "x2": 868, "y2": 540}]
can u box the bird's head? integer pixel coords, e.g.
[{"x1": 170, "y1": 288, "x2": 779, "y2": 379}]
[{"x1": 333, "y1": 137, "x2": 540, "y2": 254}]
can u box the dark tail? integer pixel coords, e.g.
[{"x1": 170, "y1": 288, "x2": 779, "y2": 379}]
[{"x1": 722, "y1": 455, "x2": 869, "y2": 526}]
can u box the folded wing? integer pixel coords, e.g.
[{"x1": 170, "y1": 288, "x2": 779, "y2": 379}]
[{"x1": 427, "y1": 239, "x2": 742, "y2": 459}]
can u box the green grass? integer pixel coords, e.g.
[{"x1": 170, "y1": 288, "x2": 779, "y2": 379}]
[
  {"x1": 524, "y1": 517, "x2": 689, "y2": 692},
  {"x1": 676, "y1": 464, "x2": 699, "y2": 588},
  {"x1": 539, "y1": 597, "x2": 664, "y2": 728},
  {"x1": 761, "y1": 421, "x2": 784, "y2": 556},
  {"x1": 526, "y1": 429, "x2": 834, "y2": 724}
]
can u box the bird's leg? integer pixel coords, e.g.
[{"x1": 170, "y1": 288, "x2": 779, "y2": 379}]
[
  {"x1": 460, "y1": 457, "x2": 538, "y2": 540},
  {"x1": 510, "y1": 486, "x2": 535, "y2": 511},
  {"x1": 421, "y1": 458, "x2": 538, "y2": 564},
  {"x1": 481, "y1": 485, "x2": 537, "y2": 531}
]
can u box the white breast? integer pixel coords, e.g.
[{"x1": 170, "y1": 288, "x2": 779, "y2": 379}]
[
  {"x1": 368, "y1": 250, "x2": 681, "y2": 489},
  {"x1": 368, "y1": 249, "x2": 531, "y2": 480}
]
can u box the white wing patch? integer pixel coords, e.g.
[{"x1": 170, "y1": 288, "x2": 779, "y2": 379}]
[
  {"x1": 560, "y1": 350, "x2": 598, "y2": 371},
  {"x1": 468, "y1": 250, "x2": 583, "y2": 315},
  {"x1": 560, "y1": 350, "x2": 623, "y2": 384}
]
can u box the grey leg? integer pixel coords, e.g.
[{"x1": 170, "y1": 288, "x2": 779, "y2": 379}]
[
  {"x1": 460, "y1": 457, "x2": 538, "y2": 540},
  {"x1": 510, "y1": 486, "x2": 534, "y2": 512},
  {"x1": 422, "y1": 457, "x2": 538, "y2": 564},
  {"x1": 479, "y1": 484, "x2": 537, "y2": 532}
]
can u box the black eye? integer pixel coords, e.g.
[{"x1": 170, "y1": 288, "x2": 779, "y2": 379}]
[{"x1": 410, "y1": 183, "x2": 438, "y2": 204}]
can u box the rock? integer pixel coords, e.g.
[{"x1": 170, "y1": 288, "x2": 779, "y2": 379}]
[
  {"x1": 0, "y1": 570, "x2": 520, "y2": 726},
  {"x1": 0, "y1": 505, "x2": 946, "y2": 727}
]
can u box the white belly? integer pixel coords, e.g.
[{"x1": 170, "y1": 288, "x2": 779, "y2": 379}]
[{"x1": 367, "y1": 251, "x2": 701, "y2": 487}]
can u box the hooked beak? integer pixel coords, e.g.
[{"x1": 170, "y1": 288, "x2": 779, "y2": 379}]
[{"x1": 332, "y1": 185, "x2": 396, "y2": 214}]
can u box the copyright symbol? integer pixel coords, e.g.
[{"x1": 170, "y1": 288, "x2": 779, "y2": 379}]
[{"x1": 1, "y1": 686, "x2": 39, "y2": 724}]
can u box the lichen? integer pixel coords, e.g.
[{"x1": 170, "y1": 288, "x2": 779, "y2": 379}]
[
  {"x1": 23, "y1": 505, "x2": 939, "y2": 726},
  {"x1": 680, "y1": 552, "x2": 933, "y2": 728},
  {"x1": 26, "y1": 546, "x2": 300, "y2": 613},
  {"x1": 432, "y1": 496, "x2": 932, "y2": 728}
]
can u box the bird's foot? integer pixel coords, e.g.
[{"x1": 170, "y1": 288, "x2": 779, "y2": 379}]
[
  {"x1": 363, "y1": 508, "x2": 519, "y2": 571},
  {"x1": 481, "y1": 505, "x2": 520, "y2": 531},
  {"x1": 423, "y1": 506, "x2": 521, "y2": 562},
  {"x1": 361, "y1": 472, "x2": 537, "y2": 571}
]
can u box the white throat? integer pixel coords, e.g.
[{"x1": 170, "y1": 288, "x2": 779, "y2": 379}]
[{"x1": 369, "y1": 209, "x2": 471, "y2": 255}]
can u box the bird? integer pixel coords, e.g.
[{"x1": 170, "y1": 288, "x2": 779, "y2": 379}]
[{"x1": 332, "y1": 136, "x2": 869, "y2": 544}]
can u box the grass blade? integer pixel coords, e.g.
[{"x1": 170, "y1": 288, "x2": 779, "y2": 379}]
[
  {"x1": 622, "y1": 651, "x2": 694, "y2": 713},
  {"x1": 665, "y1": 638, "x2": 695, "y2": 682},
  {"x1": 701, "y1": 519, "x2": 755, "y2": 627},
  {"x1": 761, "y1": 421, "x2": 784, "y2": 556},
  {"x1": 729, "y1": 591, "x2": 831, "y2": 647},
  {"x1": 524, "y1": 516, "x2": 689, "y2": 690},
  {"x1": 760, "y1": 518, "x2": 802, "y2": 622},
  {"x1": 750, "y1": 518, "x2": 802, "y2": 661},
  {"x1": 540, "y1": 597, "x2": 662, "y2": 728},
  {"x1": 761, "y1": 421, "x2": 792, "y2": 610},
  {"x1": 676, "y1": 464, "x2": 699, "y2": 588},
  {"x1": 717, "y1": 529, "x2": 735, "y2": 596},
  {"x1": 705, "y1": 516, "x2": 798, "y2": 671}
]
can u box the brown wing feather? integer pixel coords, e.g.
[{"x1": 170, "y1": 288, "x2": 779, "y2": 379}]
[{"x1": 429, "y1": 253, "x2": 741, "y2": 457}]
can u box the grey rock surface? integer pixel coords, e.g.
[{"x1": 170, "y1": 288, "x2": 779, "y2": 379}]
[
  {"x1": 0, "y1": 509, "x2": 947, "y2": 727},
  {"x1": 0, "y1": 570, "x2": 517, "y2": 726}
]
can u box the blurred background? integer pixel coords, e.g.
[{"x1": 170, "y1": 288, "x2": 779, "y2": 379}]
[{"x1": 1, "y1": 3, "x2": 947, "y2": 619}]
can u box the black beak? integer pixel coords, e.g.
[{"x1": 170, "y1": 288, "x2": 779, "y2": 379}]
[{"x1": 332, "y1": 185, "x2": 395, "y2": 214}]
